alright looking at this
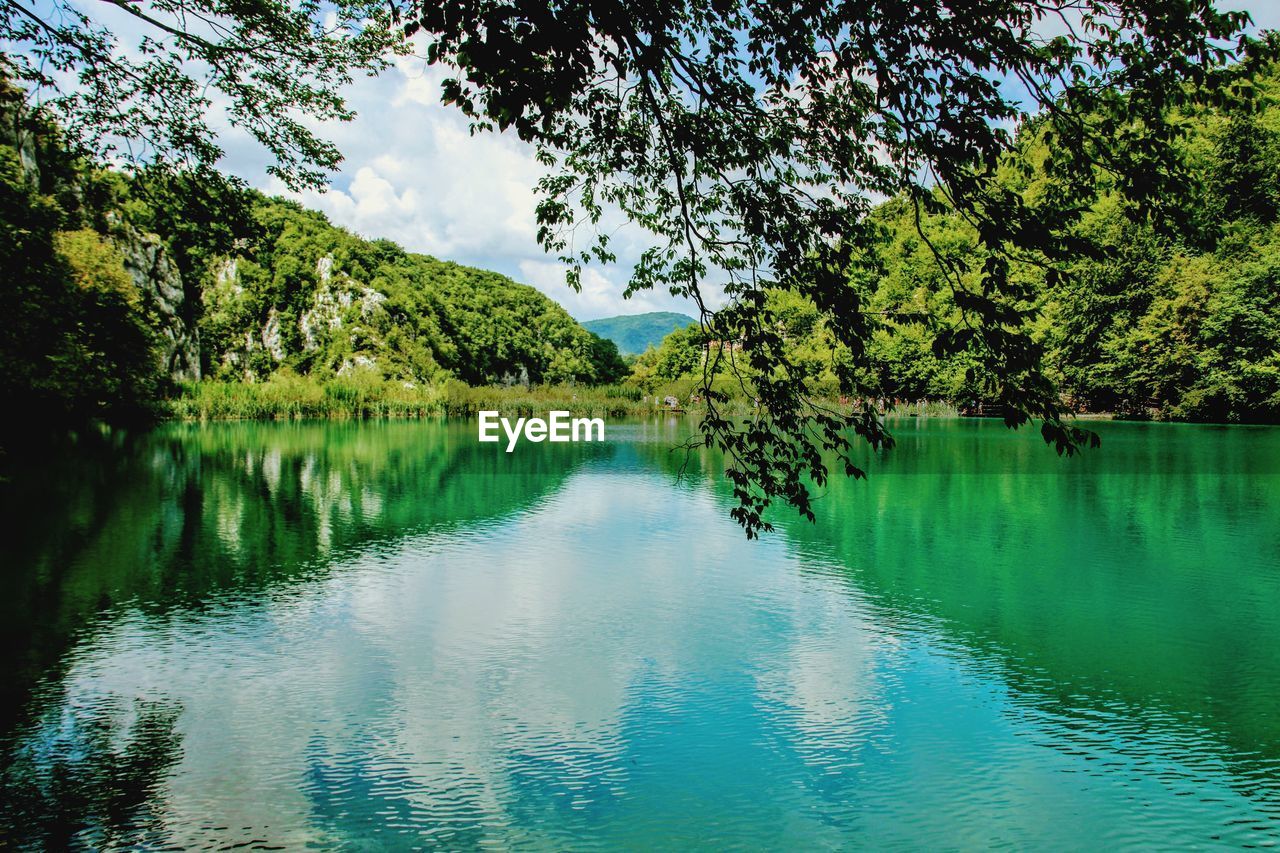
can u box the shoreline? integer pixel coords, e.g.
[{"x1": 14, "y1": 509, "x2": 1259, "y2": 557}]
[
  {"x1": 164, "y1": 378, "x2": 963, "y2": 422},
  {"x1": 160, "y1": 380, "x2": 1280, "y2": 428}
]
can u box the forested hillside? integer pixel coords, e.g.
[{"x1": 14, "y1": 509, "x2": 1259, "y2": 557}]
[
  {"x1": 194, "y1": 198, "x2": 625, "y2": 387},
  {"x1": 871, "y1": 70, "x2": 1280, "y2": 423},
  {"x1": 582, "y1": 312, "x2": 697, "y2": 355},
  {"x1": 636, "y1": 67, "x2": 1280, "y2": 423},
  {"x1": 0, "y1": 78, "x2": 625, "y2": 428}
]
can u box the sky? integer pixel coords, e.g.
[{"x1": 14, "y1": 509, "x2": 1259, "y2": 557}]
[{"x1": 116, "y1": 1, "x2": 1280, "y2": 321}]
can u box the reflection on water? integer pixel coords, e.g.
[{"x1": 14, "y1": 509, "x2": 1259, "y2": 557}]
[{"x1": 0, "y1": 418, "x2": 1278, "y2": 847}]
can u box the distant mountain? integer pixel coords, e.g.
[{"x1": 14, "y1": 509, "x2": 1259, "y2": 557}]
[{"x1": 583, "y1": 311, "x2": 698, "y2": 355}]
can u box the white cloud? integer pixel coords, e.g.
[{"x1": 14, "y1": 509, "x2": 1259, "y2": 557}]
[{"x1": 262, "y1": 62, "x2": 542, "y2": 262}]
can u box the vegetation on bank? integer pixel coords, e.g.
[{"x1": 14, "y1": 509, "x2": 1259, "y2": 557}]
[
  {"x1": 168, "y1": 374, "x2": 962, "y2": 421},
  {"x1": 192, "y1": 197, "x2": 628, "y2": 388},
  {"x1": 169, "y1": 376, "x2": 646, "y2": 420}
]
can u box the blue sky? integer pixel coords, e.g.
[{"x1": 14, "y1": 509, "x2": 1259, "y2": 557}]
[{"x1": 104, "y1": 1, "x2": 1280, "y2": 320}]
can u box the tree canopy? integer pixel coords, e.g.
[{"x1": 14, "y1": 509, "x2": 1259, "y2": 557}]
[
  {"x1": 407, "y1": 0, "x2": 1277, "y2": 535},
  {"x1": 1, "y1": 0, "x2": 398, "y2": 188}
]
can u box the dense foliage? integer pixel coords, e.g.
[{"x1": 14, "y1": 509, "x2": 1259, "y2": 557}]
[
  {"x1": 633, "y1": 63, "x2": 1280, "y2": 425},
  {"x1": 888, "y1": 65, "x2": 1280, "y2": 424},
  {"x1": 0, "y1": 83, "x2": 161, "y2": 426},
  {"x1": 582, "y1": 312, "x2": 696, "y2": 355}
]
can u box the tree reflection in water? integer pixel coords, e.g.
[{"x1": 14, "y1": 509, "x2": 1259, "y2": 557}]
[{"x1": 1, "y1": 698, "x2": 183, "y2": 848}]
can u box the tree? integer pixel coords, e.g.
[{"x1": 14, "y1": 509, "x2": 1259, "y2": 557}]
[
  {"x1": 1210, "y1": 113, "x2": 1280, "y2": 225},
  {"x1": 0, "y1": 144, "x2": 158, "y2": 425},
  {"x1": 406, "y1": 0, "x2": 1273, "y2": 535},
  {"x1": 586, "y1": 333, "x2": 629, "y2": 384},
  {"x1": 630, "y1": 323, "x2": 706, "y2": 388},
  {"x1": 1, "y1": 0, "x2": 400, "y2": 189}
]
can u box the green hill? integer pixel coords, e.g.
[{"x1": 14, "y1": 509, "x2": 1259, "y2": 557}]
[
  {"x1": 0, "y1": 78, "x2": 627, "y2": 427},
  {"x1": 583, "y1": 311, "x2": 698, "y2": 355},
  {"x1": 195, "y1": 197, "x2": 627, "y2": 387}
]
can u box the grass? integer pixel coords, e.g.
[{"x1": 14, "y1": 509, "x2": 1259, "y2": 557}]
[
  {"x1": 437, "y1": 381, "x2": 647, "y2": 418},
  {"x1": 167, "y1": 374, "x2": 961, "y2": 422},
  {"x1": 167, "y1": 373, "x2": 441, "y2": 420},
  {"x1": 168, "y1": 376, "x2": 658, "y2": 421}
]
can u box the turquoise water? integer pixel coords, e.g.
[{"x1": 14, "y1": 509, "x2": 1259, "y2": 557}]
[{"x1": 0, "y1": 418, "x2": 1278, "y2": 848}]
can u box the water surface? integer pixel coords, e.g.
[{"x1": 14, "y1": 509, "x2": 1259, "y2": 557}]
[{"x1": 1, "y1": 418, "x2": 1278, "y2": 848}]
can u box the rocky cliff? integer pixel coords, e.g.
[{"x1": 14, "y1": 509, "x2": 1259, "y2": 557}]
[
  {"x1": 111, "y1": 217, "x2": 201, "y2": 381},
  {"x1": 1, "y1": 81, "x2": 201, "y2": 382}
]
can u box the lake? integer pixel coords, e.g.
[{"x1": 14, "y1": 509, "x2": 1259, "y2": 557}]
[{"x1": 1, "y1": 417, "x2": 1278, "y2": 848}]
